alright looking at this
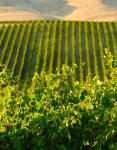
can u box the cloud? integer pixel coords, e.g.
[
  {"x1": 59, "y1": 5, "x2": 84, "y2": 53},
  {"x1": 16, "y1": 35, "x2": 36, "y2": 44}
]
[{"x1": 0, "y1": 0, "x2": 76, "y2": 18}]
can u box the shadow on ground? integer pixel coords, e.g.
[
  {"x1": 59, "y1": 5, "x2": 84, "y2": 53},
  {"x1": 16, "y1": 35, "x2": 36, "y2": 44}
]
[
  {"x1": 0, "y1": 0, "x2": 76, "y2": 19},
  {"x1": 102, "y1": 0, "x2": 117, "y2": 8}
]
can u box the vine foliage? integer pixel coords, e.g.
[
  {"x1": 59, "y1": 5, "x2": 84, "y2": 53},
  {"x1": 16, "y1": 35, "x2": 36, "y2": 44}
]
[{"x1": 0, "y1": 49, "x2": 117, "y2": 150}]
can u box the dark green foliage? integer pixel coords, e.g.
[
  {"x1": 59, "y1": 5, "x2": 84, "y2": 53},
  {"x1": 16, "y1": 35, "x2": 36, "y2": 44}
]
[{"x1": 0, "y1": 50, "x2": 117, "y2": 150}]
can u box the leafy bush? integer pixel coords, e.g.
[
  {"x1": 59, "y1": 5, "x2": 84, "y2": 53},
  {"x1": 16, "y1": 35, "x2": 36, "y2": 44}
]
[{"x1": 0, "y1": 50, "x2": 117, "y2": 150}]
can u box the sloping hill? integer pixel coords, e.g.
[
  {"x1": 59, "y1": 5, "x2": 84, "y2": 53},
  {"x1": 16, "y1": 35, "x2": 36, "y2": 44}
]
[{"x1": 0, "y1": 21, "x2": 117, "y2": 87}]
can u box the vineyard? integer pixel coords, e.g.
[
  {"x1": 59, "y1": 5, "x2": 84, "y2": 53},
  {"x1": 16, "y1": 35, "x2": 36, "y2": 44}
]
[{"x1": 0, "y1": 21, "x2": 117, "y2": 85}]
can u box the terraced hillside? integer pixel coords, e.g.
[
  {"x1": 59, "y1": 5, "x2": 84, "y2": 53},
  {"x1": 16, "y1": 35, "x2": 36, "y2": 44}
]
[{"x1": 0, "y1": 21, "x2": 117, "y2": 85}]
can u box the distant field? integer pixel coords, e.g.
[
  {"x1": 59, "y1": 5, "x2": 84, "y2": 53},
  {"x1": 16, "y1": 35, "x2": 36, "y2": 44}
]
[{"x1": 0, "y1": 21, "x2": 117, "y2": 85}]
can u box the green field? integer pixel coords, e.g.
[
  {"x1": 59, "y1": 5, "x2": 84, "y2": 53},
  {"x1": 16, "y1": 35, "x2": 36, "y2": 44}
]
[{"x1": 0, "y1": 21, "x2": 117, "y2": 85}]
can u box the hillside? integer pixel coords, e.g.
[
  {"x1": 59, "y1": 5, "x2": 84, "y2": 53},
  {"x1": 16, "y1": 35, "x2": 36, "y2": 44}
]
[{"x1": 0, "y1": 21, "x2": 117, "y2": 88}]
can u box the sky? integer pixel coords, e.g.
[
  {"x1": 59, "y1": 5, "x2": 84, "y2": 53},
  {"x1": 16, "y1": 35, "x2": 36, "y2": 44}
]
[{"x1": 0, "y1": 0, "x2": 117, "y2": 20}]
